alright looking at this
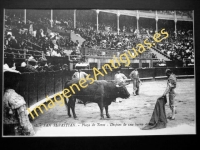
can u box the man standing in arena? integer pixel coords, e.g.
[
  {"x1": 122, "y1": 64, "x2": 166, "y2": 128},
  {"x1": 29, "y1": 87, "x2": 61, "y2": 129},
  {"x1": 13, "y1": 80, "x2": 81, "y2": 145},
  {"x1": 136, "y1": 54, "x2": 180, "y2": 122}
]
[
  {"x1": 129, "y1": 68, "x2": 141, "y2": 96},
  {"x1": 114, "y1": 68, "x2": 128, "y2": 86},
  {"x1": 72, "y1": 68, "x2": 88, "y2": 80},
  {"x1": 114, "y1": 68, "x2": 128, "y2": 102},
  {"x1": 72, "y1": 68, "x2": 88, "y2": 104},
  {"x1": 162, "y1": 69, "x2": 177, "y2": 120}
]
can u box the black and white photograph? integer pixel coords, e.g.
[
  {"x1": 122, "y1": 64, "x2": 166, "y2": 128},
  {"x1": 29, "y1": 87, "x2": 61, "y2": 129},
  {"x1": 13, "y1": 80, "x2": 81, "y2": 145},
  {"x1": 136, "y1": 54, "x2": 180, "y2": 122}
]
[{"x1": 2, "y1": 8, "x2": 195, "y2": 136}]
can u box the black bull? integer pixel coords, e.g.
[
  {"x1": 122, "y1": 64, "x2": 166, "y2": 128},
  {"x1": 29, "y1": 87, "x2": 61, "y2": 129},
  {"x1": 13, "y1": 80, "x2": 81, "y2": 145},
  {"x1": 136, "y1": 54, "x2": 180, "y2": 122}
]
[{"x1": 64, "y1": 80, "x2": 130, "y2": 119}]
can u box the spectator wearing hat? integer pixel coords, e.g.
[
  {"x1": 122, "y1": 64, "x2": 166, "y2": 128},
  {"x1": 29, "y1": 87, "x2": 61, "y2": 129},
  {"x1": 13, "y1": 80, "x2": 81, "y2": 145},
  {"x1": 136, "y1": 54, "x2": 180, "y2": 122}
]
[
  {"x1": 36, "y1": 58, "x2": 45, "y2": 72},
  {"x1": 25, "y1": 58, "x2": 38, "y2": 72},
  {"x1": 16, "y1": 62, "x2": 27, "y2": 73},
  {"x1": 46, "y1": 62, "x2": 55, "y2": 71},
  {"x1": 62, "y1": 64, "x2": 68, "y2": 71},
  {"x1": 3, "y1": 66, "x2": 35, "y2": 136},
  {"x1": 36, "y1": 57, "x2": 51, "y2": 72},
  {"x1": 53, "y1": 63, "x2": 62, "y2": 71},
  {"x1": 21, "y1": 62, "x2": 26, "y2": 67},
  {"x1": 70, "y1": 49, "x2": 78, "y2": 60}
]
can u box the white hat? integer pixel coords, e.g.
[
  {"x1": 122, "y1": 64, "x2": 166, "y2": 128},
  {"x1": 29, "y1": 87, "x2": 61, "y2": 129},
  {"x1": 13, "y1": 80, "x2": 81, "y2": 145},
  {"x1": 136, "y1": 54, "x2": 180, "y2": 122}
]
[
  {"x1": 28, "y1": 56, "x2": 34, "y2": 60},
  {"x1": 21, "y1": 62, "x2": 26, "y2": 67},
  {"x1": 3, "y1": 64, "x2": 21, "y2": 74},
  {"x1": 28, "y1": 57, "x2": 37, "y2": 63}
]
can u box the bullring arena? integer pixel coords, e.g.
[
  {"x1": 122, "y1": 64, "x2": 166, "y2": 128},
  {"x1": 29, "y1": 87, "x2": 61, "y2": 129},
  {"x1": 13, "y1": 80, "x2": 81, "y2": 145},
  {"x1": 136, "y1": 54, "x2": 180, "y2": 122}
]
[
  {"x1": 3, "y1": 9, "x2": 195, "y2": 136},
  {"x1": 31, "y1": 77, "x2": 195, "y2": 136}
]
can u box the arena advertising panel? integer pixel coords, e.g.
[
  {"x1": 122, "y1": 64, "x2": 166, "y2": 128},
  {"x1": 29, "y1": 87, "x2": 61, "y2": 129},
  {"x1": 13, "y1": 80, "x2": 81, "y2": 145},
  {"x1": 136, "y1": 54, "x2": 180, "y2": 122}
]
[{"x1": 3, "y1": 9, "x2": 195, "y2": 137}]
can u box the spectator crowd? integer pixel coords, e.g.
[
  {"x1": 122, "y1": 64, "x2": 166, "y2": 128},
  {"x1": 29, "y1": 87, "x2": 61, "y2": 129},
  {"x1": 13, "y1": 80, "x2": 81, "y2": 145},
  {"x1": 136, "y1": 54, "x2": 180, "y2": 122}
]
[{"x1": 4, "y1": 9, "x2": 194, "y2": 71}]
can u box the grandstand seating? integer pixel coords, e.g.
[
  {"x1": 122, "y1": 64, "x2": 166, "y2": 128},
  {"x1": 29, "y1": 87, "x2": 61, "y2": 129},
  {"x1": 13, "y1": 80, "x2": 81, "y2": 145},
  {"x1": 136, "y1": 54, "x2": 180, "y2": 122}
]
[
  {"x1": 4, "y1": 9, "x2": 194, "y2": 69},
  {"x1": 150, "y1": 47, "x2": 171, "y2": 61}
]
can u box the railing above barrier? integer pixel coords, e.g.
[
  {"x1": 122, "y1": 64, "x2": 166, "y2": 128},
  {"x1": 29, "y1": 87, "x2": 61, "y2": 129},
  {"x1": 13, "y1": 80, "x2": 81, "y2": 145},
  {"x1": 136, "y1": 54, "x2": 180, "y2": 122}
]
[
  {"x1": 81, "y1": 48, "x2": 154, "y2": 59},
  {"x1": 23, "y1": 39, "x2": 42, "y2": 49},
  {"x1": 4, "y1": 48, "x2": 44, "y2": 59}
]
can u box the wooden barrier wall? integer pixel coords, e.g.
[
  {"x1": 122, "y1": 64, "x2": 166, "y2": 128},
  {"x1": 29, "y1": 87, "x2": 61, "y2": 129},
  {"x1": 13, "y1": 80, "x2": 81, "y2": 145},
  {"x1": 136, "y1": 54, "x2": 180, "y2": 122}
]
[{"x1": 17, "y1": 67, "x2": 194, "y2": 107}]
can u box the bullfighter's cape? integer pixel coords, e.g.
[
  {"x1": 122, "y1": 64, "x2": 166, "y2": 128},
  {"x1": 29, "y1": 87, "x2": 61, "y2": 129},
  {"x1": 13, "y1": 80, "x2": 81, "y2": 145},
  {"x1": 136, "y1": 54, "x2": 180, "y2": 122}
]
[{"x1": 142, "y1": 96, "x2": 167, "y2": 130}]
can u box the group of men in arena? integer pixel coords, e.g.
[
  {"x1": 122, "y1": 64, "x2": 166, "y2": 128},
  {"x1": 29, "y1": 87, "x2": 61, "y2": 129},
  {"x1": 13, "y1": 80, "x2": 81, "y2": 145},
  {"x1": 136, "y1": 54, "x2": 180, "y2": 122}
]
[
  {"x1": 71, "y1": 67, "x2": 177, "y2": 120},
  {"x1": 113, "y1": 67, "x2": 177, "y2": 120},
  {"x1": 114, "y1": 68, "x2": 141, "y2": 96}
]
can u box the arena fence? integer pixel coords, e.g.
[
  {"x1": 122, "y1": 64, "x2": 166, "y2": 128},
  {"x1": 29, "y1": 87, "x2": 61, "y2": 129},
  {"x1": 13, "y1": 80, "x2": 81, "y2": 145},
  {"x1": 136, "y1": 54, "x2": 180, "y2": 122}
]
[{"x1": 16, "y1": 67, "x2": 194, "y2": 109}]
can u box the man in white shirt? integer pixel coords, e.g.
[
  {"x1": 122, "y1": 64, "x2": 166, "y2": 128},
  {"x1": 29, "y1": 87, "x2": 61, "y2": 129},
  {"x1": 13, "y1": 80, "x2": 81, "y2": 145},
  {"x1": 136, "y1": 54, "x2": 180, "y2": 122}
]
[
  {"x1": 114, "y1": 68, "x2": 128, "y2": 102},
  {"x1": 72, "y1": 69, "x2": 88, "y2": 80},
  {"x1": 72, "y1": 69, "x2": 88, "y2": 104},
  {"x1": 114, "y1": 68, "x2": 128, "y2": 86}
]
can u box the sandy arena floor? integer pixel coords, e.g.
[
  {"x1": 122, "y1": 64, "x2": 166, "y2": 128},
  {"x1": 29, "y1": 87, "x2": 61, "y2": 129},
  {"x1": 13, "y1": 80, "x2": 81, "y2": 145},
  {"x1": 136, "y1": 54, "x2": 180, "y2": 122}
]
[{"x1": 31, "y1": 78, "x2": 195, "y2": 136}]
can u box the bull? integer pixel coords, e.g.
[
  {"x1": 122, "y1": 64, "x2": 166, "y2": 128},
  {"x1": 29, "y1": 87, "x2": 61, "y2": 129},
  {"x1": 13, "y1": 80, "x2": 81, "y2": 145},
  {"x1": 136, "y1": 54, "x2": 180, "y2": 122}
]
[{"x1": 64, "y1": 79, "x2": 130, "y2": 119}]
